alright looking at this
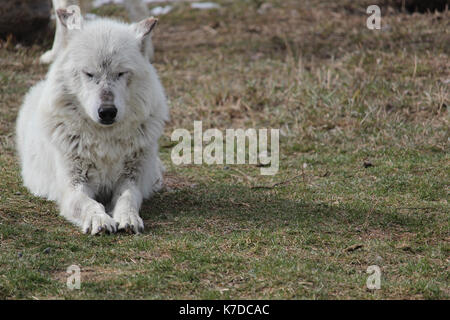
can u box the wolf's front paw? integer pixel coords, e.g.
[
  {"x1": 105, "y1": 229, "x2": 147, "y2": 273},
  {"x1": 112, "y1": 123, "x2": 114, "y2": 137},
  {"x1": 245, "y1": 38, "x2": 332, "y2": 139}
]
[
  {"x1": 82, "y1": 210, "x2": 117, "y2": 235},
  {"x1": 113, "y1": 210, "x2": 144, "y2": 234}
]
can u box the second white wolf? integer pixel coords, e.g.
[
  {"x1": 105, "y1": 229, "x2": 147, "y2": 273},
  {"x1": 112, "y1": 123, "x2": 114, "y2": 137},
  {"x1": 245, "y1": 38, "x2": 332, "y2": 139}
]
[
  {"x1": 40, "y1": 0, "x2": 154, "y2": 64},
  {"x1": 16, "y1": 9, "x2": 169, "y2": 235}
]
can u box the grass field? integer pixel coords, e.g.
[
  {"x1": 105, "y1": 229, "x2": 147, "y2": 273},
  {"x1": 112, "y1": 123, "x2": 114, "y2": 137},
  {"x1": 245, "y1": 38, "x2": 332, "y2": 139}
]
[{"x1": 0, "y1": 0, "x2": 448, "y2": 299}]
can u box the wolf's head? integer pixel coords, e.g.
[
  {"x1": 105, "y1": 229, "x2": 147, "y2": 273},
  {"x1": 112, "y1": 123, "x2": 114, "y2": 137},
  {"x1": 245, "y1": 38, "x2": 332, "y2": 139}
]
[{"x1": 55, "y1": 9, "x2": 159, "y2": 127}]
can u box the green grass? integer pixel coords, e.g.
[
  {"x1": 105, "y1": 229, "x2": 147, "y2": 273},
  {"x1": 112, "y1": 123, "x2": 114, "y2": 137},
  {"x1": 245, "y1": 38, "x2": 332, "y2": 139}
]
[{"x1": 0, "y1": 0, "x2": 448, "y2": 299}]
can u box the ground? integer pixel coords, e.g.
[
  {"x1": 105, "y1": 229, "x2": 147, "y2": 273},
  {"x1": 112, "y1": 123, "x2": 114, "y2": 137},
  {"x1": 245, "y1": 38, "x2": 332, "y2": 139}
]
[{"x1": 0, "y1": 0, "x2": 448, "y2": 299}]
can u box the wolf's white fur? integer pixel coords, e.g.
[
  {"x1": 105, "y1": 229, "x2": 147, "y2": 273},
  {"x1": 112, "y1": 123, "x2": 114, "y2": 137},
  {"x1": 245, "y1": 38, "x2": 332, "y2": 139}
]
[{"x1": 16, "y1": 14, "x2": 168, "y2": 235}]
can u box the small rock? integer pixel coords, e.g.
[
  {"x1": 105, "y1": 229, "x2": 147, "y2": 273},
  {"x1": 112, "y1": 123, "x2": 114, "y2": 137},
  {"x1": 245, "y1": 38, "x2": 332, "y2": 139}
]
[
  {"x1": 43, "y1": 247, "x2": 51, "y2": 254},
  {"x1": 17, "y1": 252, "x2": 23, "y2": 258}
]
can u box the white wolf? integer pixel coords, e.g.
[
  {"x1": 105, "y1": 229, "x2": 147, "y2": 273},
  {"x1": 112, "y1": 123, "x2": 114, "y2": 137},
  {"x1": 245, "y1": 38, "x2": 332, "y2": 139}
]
[{"x1": 16, "y1": 9, "x2": 169, "y2": 235}]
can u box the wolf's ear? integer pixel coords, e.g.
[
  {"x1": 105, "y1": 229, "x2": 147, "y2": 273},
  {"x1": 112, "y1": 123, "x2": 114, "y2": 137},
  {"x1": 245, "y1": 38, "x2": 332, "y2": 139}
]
[
  {"x1": 133, "y1": 17, "x2": 157, "y2": 59},
  {"x1": 56, "y1": 6, "x2": 83, "y2": 30},
  {"x1": 133, "y1": 17, "x2": 158, "y2": 41}
]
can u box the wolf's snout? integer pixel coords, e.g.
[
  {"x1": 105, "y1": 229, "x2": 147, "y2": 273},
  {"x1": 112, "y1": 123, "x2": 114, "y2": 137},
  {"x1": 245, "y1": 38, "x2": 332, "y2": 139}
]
[{"x1": 98, "y1": 105, "x2": 117, "y2": 125}]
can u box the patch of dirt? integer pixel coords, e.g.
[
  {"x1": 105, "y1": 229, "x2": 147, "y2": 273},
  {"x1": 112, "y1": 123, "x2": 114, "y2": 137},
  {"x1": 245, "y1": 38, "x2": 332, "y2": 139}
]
[{"x1": 163, "y1": 172, "x2": 197, "y2": 191}]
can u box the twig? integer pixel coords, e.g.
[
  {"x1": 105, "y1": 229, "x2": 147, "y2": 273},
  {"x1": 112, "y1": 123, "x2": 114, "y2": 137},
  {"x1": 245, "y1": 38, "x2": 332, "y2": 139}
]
[
  {"x1": 231, "y1": 168, "x2": 254, "y2": 183},
  {"x1": 345, "y1": 244, "x2": 364, "y2": 252}
]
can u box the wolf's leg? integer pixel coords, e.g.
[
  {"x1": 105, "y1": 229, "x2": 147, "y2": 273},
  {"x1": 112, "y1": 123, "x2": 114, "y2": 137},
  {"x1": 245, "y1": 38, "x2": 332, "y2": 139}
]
[
  {"x1": 111, "y1": 181, "x2": 144, "y2": 234},
  {"x1": 60, "y1": 184, "x2": 117, "y2": 235}
]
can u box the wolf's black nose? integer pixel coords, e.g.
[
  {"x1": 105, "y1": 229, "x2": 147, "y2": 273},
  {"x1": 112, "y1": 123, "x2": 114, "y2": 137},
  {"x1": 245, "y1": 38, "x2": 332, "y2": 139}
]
[{"x1": 98, "y1": 106, "x2": 117, "y2": 124}]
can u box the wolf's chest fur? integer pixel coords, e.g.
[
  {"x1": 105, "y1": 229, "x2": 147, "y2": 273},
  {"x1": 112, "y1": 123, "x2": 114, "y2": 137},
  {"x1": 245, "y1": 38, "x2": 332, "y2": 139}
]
[{"x1": 49, "y1": 118, "x2": 150, "y2": 192}]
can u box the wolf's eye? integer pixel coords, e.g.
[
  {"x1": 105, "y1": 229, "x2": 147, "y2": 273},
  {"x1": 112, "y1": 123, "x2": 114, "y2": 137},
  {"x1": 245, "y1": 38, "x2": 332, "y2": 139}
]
[
  {"x1": 84, "y1": 71, "x2": 94, "y2": 79},
  {"x1": 117, "y1": 72, "x2": 127, "y2": 78}
]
